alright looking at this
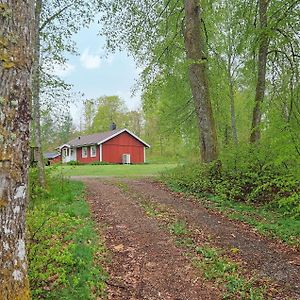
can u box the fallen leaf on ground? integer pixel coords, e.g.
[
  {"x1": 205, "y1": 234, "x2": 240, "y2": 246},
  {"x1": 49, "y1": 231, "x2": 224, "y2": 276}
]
[
  {"x1": 289, "y1": 260, "x2": 300, "y2": 266},
  {"x1": 114, "y1": 244, "x2": 124, "y2": 251},
  {"x1": 230, "y1": 247, "x2": 239, "y2": 254}
]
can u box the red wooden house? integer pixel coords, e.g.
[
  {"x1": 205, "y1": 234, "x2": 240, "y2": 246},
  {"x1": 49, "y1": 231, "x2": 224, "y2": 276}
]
[{"x1": 58, "y1": 128, "x2": 150, "y2": 164}]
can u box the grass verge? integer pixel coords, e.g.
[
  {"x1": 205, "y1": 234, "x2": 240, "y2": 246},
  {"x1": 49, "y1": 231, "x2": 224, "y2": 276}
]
[
  {"x1": 202, "y1": 194, "x2": 300, "y2": 249},
  {"x1": 52, "y1": 163, "x2": 176, "y2": 178},
  {"x1": 27, "y1": 171, "x2": 107, "y2": 299}
]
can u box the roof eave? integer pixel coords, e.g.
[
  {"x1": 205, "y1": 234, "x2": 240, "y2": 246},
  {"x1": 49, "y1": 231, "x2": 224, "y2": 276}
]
[
  {"x1": 56, "y1": 144, "x2": 71, "y2": 150},
  {"x1": 97, "y1": 128, "x2": 151, "y2": 148}
]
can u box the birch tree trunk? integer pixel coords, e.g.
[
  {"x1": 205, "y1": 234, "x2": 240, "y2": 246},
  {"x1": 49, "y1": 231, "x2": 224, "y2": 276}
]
[
  {"x1": 0, "y1": 0, "x2": 35, "y2": 299},
  {"x1": 183, "y1": 0, "x2": 218, "y2": 162},
  {"x1": 32, "y1": 0, "x2": 46, "y2": 187},
  {"x1": 250, "y1": 0, "x2": 269, "y2": 144}
]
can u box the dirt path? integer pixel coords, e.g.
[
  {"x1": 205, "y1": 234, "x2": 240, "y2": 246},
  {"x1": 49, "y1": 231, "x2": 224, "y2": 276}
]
[
  {"x1": 83, "y1": 178, "x2": 300, "y2": 299},
  {"x1": 84, "y1": 179, "x2": 220, "y2": 300}
]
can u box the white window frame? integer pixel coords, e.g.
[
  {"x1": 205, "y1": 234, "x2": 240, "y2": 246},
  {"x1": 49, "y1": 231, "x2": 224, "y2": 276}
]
[
  {"x1": 90, "y1": 145, "x2": 96, "y2": 157},
  {"x1": 82, "y1": 146, "x2": 88, "y2": 158}
]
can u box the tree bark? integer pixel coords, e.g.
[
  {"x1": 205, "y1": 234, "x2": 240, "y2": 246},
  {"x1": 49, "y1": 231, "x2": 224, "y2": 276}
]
[
  {"x1": 0, "y1": 0, "x2": 35, "y2": 299},
  {"x1": 228, "y1": 60, "x2": 238, "y2": 144},
  {"x1": 32, "y1": 0, "x2": 46, "y2": 187},
  {"x1": 183, "y1": 0, "x2": 218, "y2": 162},
  {"x1": 250, "y1": 0, "x2": 269, "y2": 144}
]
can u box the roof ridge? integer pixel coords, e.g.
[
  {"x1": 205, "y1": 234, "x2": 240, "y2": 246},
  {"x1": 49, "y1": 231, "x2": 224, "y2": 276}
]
[{"x1": 58, "y1": 128, "x2": 150, "y2": 149}]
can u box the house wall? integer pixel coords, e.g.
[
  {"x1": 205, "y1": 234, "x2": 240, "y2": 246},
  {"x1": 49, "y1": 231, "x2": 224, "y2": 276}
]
[
  {"x1": 50, "y1": 155, "x2": 61, "y2": 165},
  {"x1": 76, "y1": 145, "x2": 100, "y2": 163},
  {"x1": 102, "y1": 132, "x2": 145, "y2": 163}
]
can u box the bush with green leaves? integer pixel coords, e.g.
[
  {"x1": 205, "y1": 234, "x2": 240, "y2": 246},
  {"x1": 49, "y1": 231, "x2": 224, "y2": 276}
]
[
  {"x1": 66, "y1": 160, "x2": 84, "y2": 165},
  {"x1": 163, "y1": 144, "x2": 300, "y2": 218},
  {"x1": 162, "y1": 143, "x2": 300, "y2": 247},
  {"x1": 89, "y1": 161, "x2": 113, "y2": 165}
]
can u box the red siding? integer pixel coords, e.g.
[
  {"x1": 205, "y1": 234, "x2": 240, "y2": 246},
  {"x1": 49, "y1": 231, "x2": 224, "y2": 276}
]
[
  {"x1": 77, "y1": 145, "x2": 100, "y2": 163},
  {"x1": 50, "y1": 155, "x2": 61, "y2": 164},
  {"x1": 102, "y1": 132, "x2": 145, "y2": 163}
]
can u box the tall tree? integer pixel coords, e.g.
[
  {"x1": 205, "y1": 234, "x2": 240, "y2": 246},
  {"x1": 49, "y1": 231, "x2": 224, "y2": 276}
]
[
  {"x1": 0, "y1": 0, "x2": 35, "y2": 298},
  {"x1": 32, "y1": 0, "x2": 45, "y2": 187},
  {"x1": 183, "y1": 0, "x2": 218, "y2": 162},
  {"x1": 83, "y1": 99, "x2": 97, "y2": 133},
  {"x1": 250, "y1": 0, "x2": 269, "y2": 143},
  {"x1": 100, "y1": 0, "x2": 218, "y2": 162},
  {"x1": 92, "y1": 96, "x2": 127, "y2": 132},
  {"x1": 32, "y1": 0, "x2": 99, "y2": 186}
]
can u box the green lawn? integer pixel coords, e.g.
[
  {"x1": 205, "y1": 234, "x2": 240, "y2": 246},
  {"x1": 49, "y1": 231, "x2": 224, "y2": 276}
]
[{"x1": 53, "y1": 163, "x2": 177, "y2": 177}]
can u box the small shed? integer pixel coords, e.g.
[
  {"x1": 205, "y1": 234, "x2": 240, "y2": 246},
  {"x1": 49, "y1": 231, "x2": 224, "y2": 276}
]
[{"x1": 44, "y1": 152, "x2": 61, "y2": 165}]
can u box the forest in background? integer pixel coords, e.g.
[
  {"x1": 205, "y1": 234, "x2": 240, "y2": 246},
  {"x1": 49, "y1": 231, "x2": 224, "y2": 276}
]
[
  {"x1": 97, "y1": 0, "x2": 300, "y2": 166},
  {"x1": 38, "y1": 0, "x2": 300, "y2": 218},
  {"x1": 99, "y1": 0, "x2": 299, "y2": 218},
  {"x1": 41, "y1": 0, "x2": 300, "y2": 167}
]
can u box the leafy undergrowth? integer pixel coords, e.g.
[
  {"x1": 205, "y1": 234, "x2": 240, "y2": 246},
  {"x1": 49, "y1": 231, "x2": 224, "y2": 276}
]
[
  {"x1": 162, "y1": 163, "x2": 300, "y2": 249},
  {"x1": 138, "y1": 199, "x2": 272, "y2": 299},
  {"x1": 27, "y1": 172, "x2": 107, "y2": 299}
]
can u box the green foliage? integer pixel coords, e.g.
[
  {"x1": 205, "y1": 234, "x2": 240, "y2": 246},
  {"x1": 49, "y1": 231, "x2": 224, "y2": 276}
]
[
  {"x1": 169, "y1": 220, "x2": 189, "y2": 236},
  {"x1": 89, "y1": 161, "x2": 113, "y2": 165},
  {"x1": 140, "y1": 201, "x2": 161, "y2": 217},
  {"x1": 27, "y1": 171, "x2": 107, "y2": 299},
  {"x1": 162, "y1": 156, "x2": 300, "y2": 248},
  {"x1": 192, "y1": 246, "x2": 266, "y2": 299},
  {"x1": 194, "y1": 246, "x2": 237, "y2": 280},
  {"x1": 164, "y1": 152, "x2": 300, "y2": 216},
  {"x1": 66, "y1": 160, "x2": 114, "y2": 166},
  {"x1": 82, "y1": 96, "x2": 144, "y2": 136},
  {"x1": 66, "y1": 160, "x2": 84, "y2": 165}
]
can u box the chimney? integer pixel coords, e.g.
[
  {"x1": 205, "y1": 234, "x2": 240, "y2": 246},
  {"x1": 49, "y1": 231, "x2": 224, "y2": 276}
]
[{"x1": 110, "y1": 122, "x2": 116, "y2": 130}]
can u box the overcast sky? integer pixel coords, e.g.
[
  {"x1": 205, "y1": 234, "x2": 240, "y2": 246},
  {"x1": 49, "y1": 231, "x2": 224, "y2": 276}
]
[{"x1": 52, "y1": 21, "x2": 141, "y2": 126}]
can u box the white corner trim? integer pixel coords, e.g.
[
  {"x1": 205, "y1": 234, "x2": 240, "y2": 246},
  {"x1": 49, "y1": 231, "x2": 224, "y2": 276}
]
[
  {"x1": 99, "y1": 144, "x2": 102, "y2": 162},
  {"x1": 74, "y1": 147, "x2": 77, "y2": 161},
  {"x1": 144, "y1": 147, "x2": 146, "y2": 163},
  {"x1": 97, "y1": 128, "x2": 150, "y2": 148}
]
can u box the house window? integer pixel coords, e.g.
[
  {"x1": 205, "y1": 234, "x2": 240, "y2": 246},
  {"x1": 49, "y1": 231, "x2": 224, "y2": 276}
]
[
  {"x1": 90, "y1": 145, "x2": 96, "y2": 157},
  {"x1": 82, "y1": 146, "x2": 88, "y2": 158}
]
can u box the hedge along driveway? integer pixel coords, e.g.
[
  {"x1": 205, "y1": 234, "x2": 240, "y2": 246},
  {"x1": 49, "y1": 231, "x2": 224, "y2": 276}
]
[{"x1": 52, "y1": 163, "x2": 177, "y2": 177}]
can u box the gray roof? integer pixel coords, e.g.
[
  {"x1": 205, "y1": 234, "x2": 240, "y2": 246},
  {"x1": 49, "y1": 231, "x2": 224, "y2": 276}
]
[
  {"x1": 62, "y1": 128, "x2": 150, "y2": 148},
  {"x1": 67, "y1": 128, "x2": 123, "y2": 147},
  {"x1": 44, "y1": 152, "x2": 60, "y2": 159}
]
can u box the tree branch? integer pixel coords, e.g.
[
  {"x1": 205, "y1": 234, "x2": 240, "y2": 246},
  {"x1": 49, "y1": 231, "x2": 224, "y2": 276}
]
[{"x1": 40, "y1": 3, "x2": 73, "y2": 32}]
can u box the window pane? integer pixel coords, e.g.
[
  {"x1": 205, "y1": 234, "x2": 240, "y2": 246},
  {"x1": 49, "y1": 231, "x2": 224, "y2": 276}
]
[{"x1": 91, "y1": 146, "x2": 96, "y2": 157}]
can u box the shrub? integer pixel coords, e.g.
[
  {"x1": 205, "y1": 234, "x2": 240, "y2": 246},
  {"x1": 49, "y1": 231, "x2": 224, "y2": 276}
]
[
  {"x1": 66, "y1": 160, "x2": 84, "y2": 165},
  {"x1": 89, "y1": 161, "x2": 113, "y2": 165},
  {"x1": 162, "y1": 160, "x2": 300, "y2": 218}
]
